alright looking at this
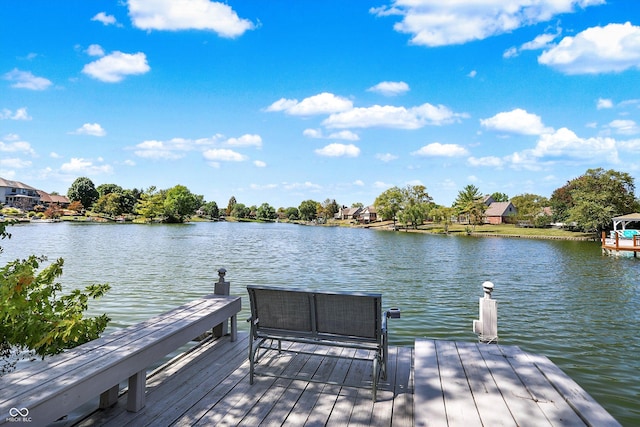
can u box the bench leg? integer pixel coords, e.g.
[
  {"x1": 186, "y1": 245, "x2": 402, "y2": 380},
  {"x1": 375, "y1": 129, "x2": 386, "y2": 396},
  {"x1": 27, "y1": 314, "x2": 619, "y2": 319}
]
[
  {"x1": 231, "y1": 314, "x2": 237, "y2": 342},
  {"x1": 99, "y1": 385, "x2": 120, "y2": 409},
  {"x1": 127, "y1": 370, "x2": 146, "y2": 412}
]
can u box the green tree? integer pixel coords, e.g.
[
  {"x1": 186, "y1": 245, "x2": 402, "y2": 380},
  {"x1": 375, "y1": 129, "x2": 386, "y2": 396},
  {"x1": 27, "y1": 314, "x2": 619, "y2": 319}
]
[
  {"x1": 231, "y1": 203, "x2": 249, "y2": 218},
  {"x1": 93, "y1": 193, "x2": 125, "y2": 217},
  {"x1": 453, "y1": 184, "x2": 487, "y2": 227},
  {"x1": 431, "y1": 206, "x2": 456, "y2": 233},
  {"x1": 490, "y1": 192, "x2": 510, "y2": 202},
  {"x1": 96, "y1": 183, "x2": 123, "y2": 198},
  {"x1": 226, "y1": 196, "x2": 237, "y2": 217},
  {"x1": 119, "y1": 189, "x2": 139, "y2": 214},
  {"x1": 164, "y1": 185, "x2": 201, "y2": 223},
  {"x1": 511, "y1": 193, "x2": 549, "y2": 220},
  {"x1": 256, "y1": 203, "x2": 277, "y2": 221},
  {"x1": 398, "y1": 185, "x2": 433, "y2": 229},
  {"x1": 67, "y1": 177, "x2": 99, "y2": 210},
  {"x1": 299, "y1": 200, "x2": 319, "y2": 221},
  {"x1": 374, "y1": 186, "x2": 404, "y2": 229},
  {"x1": 320, "y1": 199, "x2": 340, "y2": 221},
  {"x1": 0, "y1": 222, "x2": 110, "y2": 374},
  {"x1": 135, "y1": 187, "x2": 166, "y2": 221},
  {"x1": 200, "y1": 201, "x2": 219, "y2": 219},
  {"x1": 551, "y1": 168, "x2": 638, "y2": 232},
  {"x1": 284, "y1": 207, "x2": 299, "y2": 220}
]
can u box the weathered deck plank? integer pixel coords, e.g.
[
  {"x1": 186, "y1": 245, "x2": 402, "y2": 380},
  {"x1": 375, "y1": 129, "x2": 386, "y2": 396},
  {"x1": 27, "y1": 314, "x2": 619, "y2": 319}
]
[{"x1": 72, "y1": 334, "x2": 618, "y2": 427}]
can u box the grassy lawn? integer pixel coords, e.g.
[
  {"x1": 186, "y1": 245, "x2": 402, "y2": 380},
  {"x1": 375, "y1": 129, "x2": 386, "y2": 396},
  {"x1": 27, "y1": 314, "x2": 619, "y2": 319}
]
[
  {"x1": 417, "y1": 222, "x2": 596, "y2": 239},
  {"x1": 340, "y1": 219, "x2": 596, "y2": 240}
]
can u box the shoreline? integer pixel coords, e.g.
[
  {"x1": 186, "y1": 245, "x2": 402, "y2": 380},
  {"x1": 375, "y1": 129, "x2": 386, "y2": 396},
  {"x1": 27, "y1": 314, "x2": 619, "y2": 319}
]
[{"x1": 6, "y1": 216, "x2": 599, "y2": 242}]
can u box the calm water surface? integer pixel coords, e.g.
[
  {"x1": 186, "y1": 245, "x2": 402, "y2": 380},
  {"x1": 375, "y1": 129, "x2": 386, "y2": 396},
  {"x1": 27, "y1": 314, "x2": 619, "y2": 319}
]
[{"x1": 3, "y1": 221, "x2": 639, "y2": 425}]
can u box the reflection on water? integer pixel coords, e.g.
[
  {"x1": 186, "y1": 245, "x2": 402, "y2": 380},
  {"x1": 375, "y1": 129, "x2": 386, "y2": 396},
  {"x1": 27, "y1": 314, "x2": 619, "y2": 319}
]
[{"x1": 2, "y1": 221, "x2": 639, "y2": 425}]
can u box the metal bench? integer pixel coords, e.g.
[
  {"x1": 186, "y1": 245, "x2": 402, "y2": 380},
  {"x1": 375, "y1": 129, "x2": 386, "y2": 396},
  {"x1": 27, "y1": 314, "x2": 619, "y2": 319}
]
[
  {"x1": 0, "y1": 294, "x2": 240, "y2": 426},
  {"x1": 246, "y1": 285, "x2": 399, "y2": 400}
]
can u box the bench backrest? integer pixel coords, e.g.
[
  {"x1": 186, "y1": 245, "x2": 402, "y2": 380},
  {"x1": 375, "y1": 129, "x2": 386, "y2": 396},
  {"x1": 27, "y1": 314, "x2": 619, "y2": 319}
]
[{"x1": 247, "y1": 285, "x2": 382, "y2": 343}]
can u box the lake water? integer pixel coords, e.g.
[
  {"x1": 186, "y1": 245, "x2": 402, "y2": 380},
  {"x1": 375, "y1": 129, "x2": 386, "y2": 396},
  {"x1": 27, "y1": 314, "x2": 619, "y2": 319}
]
[{"x1": 2, "y1": 221, "x2": 639, "y2": 425}]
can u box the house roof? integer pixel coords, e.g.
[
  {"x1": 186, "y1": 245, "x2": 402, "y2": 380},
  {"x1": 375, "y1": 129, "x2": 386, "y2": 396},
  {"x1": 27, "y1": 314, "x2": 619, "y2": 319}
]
[
  {"x1": 485, "y1": 202, "x2": 514, "y2": 217},
  {"x1": 0, "y1": 177, "x2": 37, "y2": 190},
  {"x1": 37, "y1": 190, "x2": 69, "y2": 204}
]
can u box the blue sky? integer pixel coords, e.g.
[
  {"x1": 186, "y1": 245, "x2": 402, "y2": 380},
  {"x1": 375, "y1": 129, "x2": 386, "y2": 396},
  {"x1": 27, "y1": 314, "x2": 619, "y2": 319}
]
[{"x1": 2, "y1": 0, "x2": 640, "y2": 208}]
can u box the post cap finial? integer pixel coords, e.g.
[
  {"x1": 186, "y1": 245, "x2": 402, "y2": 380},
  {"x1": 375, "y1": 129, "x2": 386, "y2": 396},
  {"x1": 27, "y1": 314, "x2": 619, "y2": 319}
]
[{"x1": 482, "y1": 281, "x2": 494, "y2": 298}]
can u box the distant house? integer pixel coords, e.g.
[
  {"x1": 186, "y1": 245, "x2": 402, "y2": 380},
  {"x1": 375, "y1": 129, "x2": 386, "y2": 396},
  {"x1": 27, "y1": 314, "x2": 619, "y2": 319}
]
[
  {"x1": 357, "y1": 206, "x2": 378, "y2": 223},
  {"x1": 335, "y1": 206, "x2": 363, "y2": 220},
  {"x1": 484, "y1": 202, "x2": 518, "y2": 225},
  {"x1": 0, "y1": 177, "x2": 41, "y2": 209},
  {"x1": 36, "y1": 190, "x2": 70, "y2": 207}
]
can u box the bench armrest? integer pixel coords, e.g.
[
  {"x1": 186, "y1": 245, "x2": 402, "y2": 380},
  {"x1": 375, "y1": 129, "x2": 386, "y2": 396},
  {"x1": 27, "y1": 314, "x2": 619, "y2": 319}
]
[{"x1": 382, "y1": 308, "x2": 400, "y2": 332}]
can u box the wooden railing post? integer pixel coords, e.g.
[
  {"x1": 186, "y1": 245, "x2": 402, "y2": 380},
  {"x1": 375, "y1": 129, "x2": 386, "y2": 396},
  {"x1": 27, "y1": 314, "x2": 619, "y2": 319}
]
[
  {"x1": 213, "y1": 268, "x2": 230, "y2": 337},
  {"x1": 473, "y1": 281, "x2": 498, "y2": 344}
]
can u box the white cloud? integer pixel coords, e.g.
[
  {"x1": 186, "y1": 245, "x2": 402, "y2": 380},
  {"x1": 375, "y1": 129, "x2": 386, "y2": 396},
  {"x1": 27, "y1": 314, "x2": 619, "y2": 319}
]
[
  {"x1": 371, "y1": 0, "x2": 603, "y2": 47},
  {"x1": 0, "y1": 107, "x2": 31, "y2": 120},
  {"x1": 467, "y1": 156, "x2": 504, "y2": 167},
  {"x1": 303, "y1": 128, "x2": 360, "y2": 141},
  {"x1": 0, "y1": 139, "x2": 35, "y2": 155},
  {"x1": 597, "y1": 98, "x2": 613, "y2": 109},
  {"x1": 283, "y1": 181, "x2": 322, "y2": 191},
  {"x1": 72, "y1": 123, "x2": 106, "y2": 136},
  {"x1": 373, "y1": 181, "x2": 393, "y2": 189},
  {"x1": 86, "y1": 44, "x2": 105, "y2": 57},
  {"x1": 608, "y1": 119, "x2": 639, "y2": 136},
  {"x1": 60, "y1": 157, "x2": 113, "y2": 174},
  {"x1": 481, "y1": 108, "x2": 553, "y2": 135},
  {"x1": 91, "y1": 12, "x2": 117, "y2": 26},
  {"x1": 531, "y1": 127, "x2": 618, "y2": 162},
  {"x1": 82, "y1": 51, "x2": 150, "y2": 83},
  {"x1": 323, "y1": 102, "x2": 466, "y2": 129},
  {"x1": 3, "y1": 69, "x2": 52, "y2": 90},
  {"x1": 128, "y1": 0, "x2": 254, "y2": 38},
  {"x1": 132, "y1": 133, "x2": 259, "y2": 160},
  {"x1": 314, "y1": 143, "x2": 360, "y2": 157},
  {"x1": 367, "y1": 81, "x2": 409, "y2": 96},
  {"x1": 250, "y1": 183, "x2": 278, "y2": 190},
  {"x1": 133, "y1": 139, "x2": 188, "y2": 160},
  {"x1": 468, "y1": 70, "x2": 477, "y2": 78},
  {"x1": 328, "y1": 130, "x2": 360, "y2": 141},
  {"x1": 266, "y1": 93, "x2": 353, "y2": 116},
  {"x1": 303, "y1": 128, "x2": 322, "y2": 138},
  {"x1": 353, "y1": 180, "x2": 365, "y2": 186},
  {"x1": 539, "y1": 22, "x2": 640, "y2": 74},
  {"x1": 202, "y1": 148, "x2": 247, "y2": 162},
  {"x1": 50, "y1": 152, "x2": 62, "y2": 159},
  {"x1": 226, "y1": 134, "x2": 262, "y2": 147},
  {"x1": 411, "y1": 142, "x2": 469, "y2": 157},
  {"x1": 253, "y1": 160, "x2": 267, "y2": 167},
  {"x1": 376, "y1": 153, "x2": 398, "y2": 162},
  {"x1": 504, "y1": 29, "x2": 561, "y2": 57},
  {"x1": 0, "y1": 158, "x2": 31, "y2": 168},
  {"x1": 266, "y1": 98, "x2": 298, "y2": 112}
]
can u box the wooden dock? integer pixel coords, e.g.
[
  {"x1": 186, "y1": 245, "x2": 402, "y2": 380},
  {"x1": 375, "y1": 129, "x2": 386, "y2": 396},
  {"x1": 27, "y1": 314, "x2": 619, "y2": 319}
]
[
  {"x1": 72, "y1": 332, "x2": 619, "y2": 427},
  {"x1": 601, "y1": 231, "x2": 640, "y2": 256}
]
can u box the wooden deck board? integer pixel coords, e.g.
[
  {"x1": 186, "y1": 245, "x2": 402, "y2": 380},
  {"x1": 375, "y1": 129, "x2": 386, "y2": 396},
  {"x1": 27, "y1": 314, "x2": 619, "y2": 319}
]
[{"x1": 72, "y1": 334, "x2": 619, "y2": 427}]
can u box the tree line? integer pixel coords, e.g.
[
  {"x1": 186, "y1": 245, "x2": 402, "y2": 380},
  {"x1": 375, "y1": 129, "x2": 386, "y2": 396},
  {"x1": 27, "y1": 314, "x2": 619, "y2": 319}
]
[
  {"x1": 374, "y1": 168, "x2": 638, "y2": 233},
  {"x1": 60, "y1": 167, "x2": 637, "y2": 232}
]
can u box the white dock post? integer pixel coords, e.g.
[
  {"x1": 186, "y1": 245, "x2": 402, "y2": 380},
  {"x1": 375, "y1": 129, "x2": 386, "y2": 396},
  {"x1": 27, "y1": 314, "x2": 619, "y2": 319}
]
[
  {"x1": 213, "y1": 268, "x2": 230, "y2": 337},
  {"x1": 473, "y1": 281, "x2": 498, "y2": 343}
]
